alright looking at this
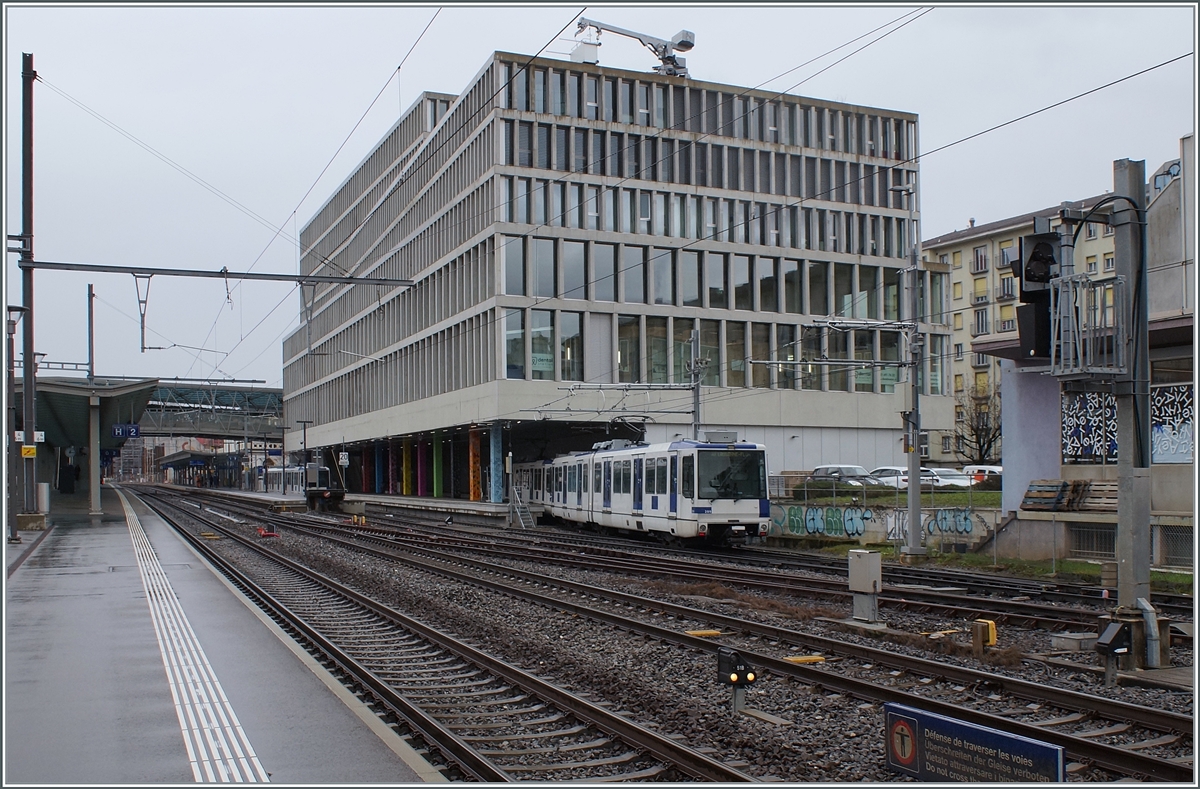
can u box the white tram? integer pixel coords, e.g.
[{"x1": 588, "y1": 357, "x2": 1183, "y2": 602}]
[{"x1": 514, "y1": 437, "x2": 770, "y2": 546}]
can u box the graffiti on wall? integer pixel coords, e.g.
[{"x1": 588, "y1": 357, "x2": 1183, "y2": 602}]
[
  {"x1": 768, "y1": 504, "x2": 983, "y2": 541},
  {"x1": 1151, "y1": 384, "x2": 1193, "y2": 464},
  {"x1": 1063, "y1": 384, "x2": 1194, "y2": 465}
]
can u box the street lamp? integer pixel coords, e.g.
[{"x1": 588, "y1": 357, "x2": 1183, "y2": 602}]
[
  {"x1": 890, "y1": 182, "x2": 926, "y2": 558},
  {"x1": 7, "y1": 305, "x2": 28, "y2": 544}
]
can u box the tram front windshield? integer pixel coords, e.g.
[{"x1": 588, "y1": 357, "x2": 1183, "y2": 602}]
[{"x1": 697, "y1": 450, "x2": 767, "y2": 500}]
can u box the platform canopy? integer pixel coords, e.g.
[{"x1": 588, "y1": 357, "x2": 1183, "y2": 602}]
[{"x1": 14, "y1": 376, "x2": 158, "y2": 451}]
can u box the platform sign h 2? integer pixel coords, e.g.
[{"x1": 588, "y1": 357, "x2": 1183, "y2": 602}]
[
  {"x1": 111, "y1": 423, "x2": 141, "y2": 438},
  {"x1": 885, "y1": 703, "x2": 1063, "y2": 782}
]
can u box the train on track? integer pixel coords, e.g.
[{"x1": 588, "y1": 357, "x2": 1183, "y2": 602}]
[{"x1": 514, "y1": 436, "x2": 770, "y2": 546}]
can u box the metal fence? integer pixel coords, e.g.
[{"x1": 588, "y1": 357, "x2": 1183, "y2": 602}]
[
  {"x1": 1155, "y1": 523, "x2": 1194, "y2": 569},
  {"x1": 1068, "y1": 523, "x2": 1117, "y2": 560}
]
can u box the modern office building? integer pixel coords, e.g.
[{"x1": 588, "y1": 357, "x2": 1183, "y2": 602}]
[
  {"x1": 282, "y1": 49, "x2": 952, "y2": 502},
  {"x1": 922, "y1": 194, "x2": 1117, "y2": 464}
]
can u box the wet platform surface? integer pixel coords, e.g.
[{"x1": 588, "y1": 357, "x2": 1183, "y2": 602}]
[{"x1": 4, "y1": 485, "x2": 442, "y2": 784}]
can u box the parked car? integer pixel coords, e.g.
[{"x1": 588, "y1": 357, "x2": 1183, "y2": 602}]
[
  {"x1": 868, "y1": 465, "x2": 936, "y2": 488},
  {"x1": 963, "y1": 464, "x2": 1002, "y2": 483},
  {"x1": 808, "y1": 464, "x2": 881, "y2": 486},
  {"x1": 928, "y1": 468, "x2": 976, "y2": 488}
]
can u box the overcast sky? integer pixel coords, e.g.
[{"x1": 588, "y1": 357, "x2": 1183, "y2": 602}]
[{"x1": 4, "y1": 3, "x2": 1195, "y2": 388}]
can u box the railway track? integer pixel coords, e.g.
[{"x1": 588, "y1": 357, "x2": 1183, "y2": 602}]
[
  {"x1": 136, "y1": 489, "x2": 755, "y2": 783},
  {"x1": 142, "y1": 489, "x2": 1192, "y2": 782}
]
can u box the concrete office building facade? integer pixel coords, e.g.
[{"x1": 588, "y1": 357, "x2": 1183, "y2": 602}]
[{"x1": 282, "y1": 51, "x2": 952, "y2": 501}]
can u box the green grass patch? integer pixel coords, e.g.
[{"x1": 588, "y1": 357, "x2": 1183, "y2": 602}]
[{"x1": 807, "y1": 543, "x2": 1193, "y2": 595}]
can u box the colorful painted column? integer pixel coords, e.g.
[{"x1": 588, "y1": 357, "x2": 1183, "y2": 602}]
[
  {"x1": 432, "y1": 438, "x2": 443, "y2": 498},
  {"x1": 402, "y1": 438, "x2": 413, "y2": 496},
  {"x1": 417, "y1": 440, "x2": 428, "y2": 497},
  {"x1": 375, "y1": 443, "x2": 384, "y2": 494},
  {"x1": 468, "y1": 429, "x2": 481, "y2": 502},
  {"x1": 388, "y1": 440, "x2": 396, "y2": 495},
  {"x1": 489, "y1": 423, "x2": 504, "y2": 504}
]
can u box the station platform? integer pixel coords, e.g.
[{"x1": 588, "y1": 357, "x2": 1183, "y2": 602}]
[{"x1": 4, "y1": 485, "x2": 443, "y2": 784}]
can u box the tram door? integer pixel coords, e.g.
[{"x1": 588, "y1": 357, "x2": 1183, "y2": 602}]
[
  {"x1": 669, "y1": 455, "x2": 678, "y2": 517},
  {"x1": 632, "y1": 457, "x2": 644, "y2": 514},
  {"x1": 575, "y1": 462, "x2": 584, "y2": 507},
  {"x1": 603, "y1": 460, "x2": 612, "y2": 511}
]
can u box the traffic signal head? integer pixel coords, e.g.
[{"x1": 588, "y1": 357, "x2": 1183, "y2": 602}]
[
  {"x1": 1015, "y1": 233, "x2": 1061, "y2": 302},
  {"x1": 717, "y1": 647, "x2": 756, "y2": 685}
]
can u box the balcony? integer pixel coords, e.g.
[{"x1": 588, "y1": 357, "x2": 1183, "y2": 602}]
[
  {"x1": 995, "y1": 318, "x2": 1016, "y2": 333},
  {"x1": 970, "y1": 324, "x2": 991, "y2": 338},
  {"x1": 972, "y1": 292, "x2": 990, "y2": 305},
  {"x1": 971, "y1": 353, "x2": 991, "y2": 368},
  {"x1": 994, "y1": 284, "x2": 1017, "y2": 301},
  {"x1": 970, "y1": 255, "x2": 988, "y2": 274}
]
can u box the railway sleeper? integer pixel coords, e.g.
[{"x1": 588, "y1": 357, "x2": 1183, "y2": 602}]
[
  {"x1": 577, "y1": 765, "x2": 667, "y2": 782},
  {"x1": 448, "y1": 713, "x2": 570, "y2": 731},
  {"x1": 1032, "y1": 712, "x2": 1090, "y2": 727},
  {"x1": 1076, "y1": 723, "x2": 1132, "y2": 738},
  {"x1": 401, "y1": 686, "x2": 516, "y2": 701},
  {"x1": 460, "y1": 723, "x2": 590, "y2": 741},
  {"x1": 441, "y1": 704, "x2": 549, "y2": 720},
  {"x1": 474, "y1": 737, "x2": 613, "y2": 756},
  {"x1": 498, "y1": 750, "x2": 641, "y2": 772},
  {"x1": 417, "y1": 693, "x2": 530, "y2": 710},
  {"x1": 386, "y1": 678, "x2": 502, "y2": 692},
  {"x1": 1120, "y1": 734, "x2": 1182, "y2": 751}
]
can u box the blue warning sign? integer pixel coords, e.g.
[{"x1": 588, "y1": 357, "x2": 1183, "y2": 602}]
[{"x1": 884, "y1": 703, "x2": 1063, "y2": 782}]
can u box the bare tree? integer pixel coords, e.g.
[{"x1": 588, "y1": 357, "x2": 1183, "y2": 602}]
[{"x1": 954, "y1": 387, "x2": 1002, "y2": 464}]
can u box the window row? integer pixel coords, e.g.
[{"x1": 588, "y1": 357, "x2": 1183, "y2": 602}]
[
  {"x1": 500, "y1": 121, "x2": 914, "y2": 206},
  {"x1": 497, "y1": 177, "x2": 912, "y2": 257},
  {"x1": 501, "y1": 237, "x2": 918, "y2": 319},
  {"x1": 497, "y1": 61, "x2": 913, "y2": 157},
  {"x1": 503, "y1": 309, "x2": 949, "y2": 395}
]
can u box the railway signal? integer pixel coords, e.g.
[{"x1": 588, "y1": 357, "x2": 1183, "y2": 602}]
[
  {"x1": 717, "y1": 647, "x2": 756, "y2": 685},
  {"x1": 1012, "y1": 231, "x2": 1060, "y2": 358}
]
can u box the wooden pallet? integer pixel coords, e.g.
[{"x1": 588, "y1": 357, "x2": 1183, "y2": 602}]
[
  {"x1": 1022, "y1": 479, "x2": 1069, "y2": 511},
  {"x1": 1063, "y1": 479, "x2": 1092, "y2": 511},
  {"x1": 1079, "y1": 480, "x2": 1119, "y2": 512}
]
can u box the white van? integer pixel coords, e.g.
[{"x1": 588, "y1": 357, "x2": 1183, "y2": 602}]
[{"x1": 963, "y1": 465, "x2": 1002, "y2": 483}]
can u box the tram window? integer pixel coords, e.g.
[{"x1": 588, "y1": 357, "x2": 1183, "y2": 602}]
[
  {"x1": 656, "y1": 457, "x2": 668, "y2": 493},
  {"x1": 618, "y1": 461, "x2": 631, "y2": 493},
  {"x1": 644, "y1": 462, "x2": 655, "y2": 494},
  {"x1": 682, "y1": 455, "x2": 695, "y2": 498},
  {"x1": 567, "y1": 465, "x2": 577, "y2": 493},
  {"x1": 670, "y1": 455, "x2": 678, "y2": 493},
  {"x1": 594, "y1": 463, "x2": 603, "y2": 491},
  {"x1": 581, "y1": 464, "x2": 588, "y2": 492}
]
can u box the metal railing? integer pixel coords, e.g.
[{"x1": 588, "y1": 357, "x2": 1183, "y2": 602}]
[{"x1": 1051, "y1": 274, "x2": 1127, "y2": 377}]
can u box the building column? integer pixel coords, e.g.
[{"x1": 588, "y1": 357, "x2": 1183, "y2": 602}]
[
  {"x1": 432, "y1": 438, "x2": 443, "y2": 498},
  {"x1": 361, "y1": 448, "x2": 370, "y2": 494},
  {"x1": 88, "y1": 395, "x2": 101, "y2": 515},
  {"x1": 489, "y1": 423, "x2": 503, "y2": 504},
  {"x1": 403, "y1": 437, "x2": 413, "y2": 496},
  {"x1": 469, "y1": 429, "x2": 481, "y2": 502},
  {"x1": 417, "y1": 440, "x2": 428, "y2": 496},
  {"x1": 375, "y1": 443, "x2": 384, "y2": 494},
  {"x1": 387, "y1": 440, "x2": 396, "y2": 494}
]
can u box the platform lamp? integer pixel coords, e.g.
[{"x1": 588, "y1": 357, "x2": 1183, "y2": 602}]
[{"x1": 7, "y1": 305, "x2": 29, "y2": 544}]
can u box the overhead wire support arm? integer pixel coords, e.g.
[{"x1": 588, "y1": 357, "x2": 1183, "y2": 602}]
[{"x1": 19, "y1": 259, "x2": 415, "y2": 287}]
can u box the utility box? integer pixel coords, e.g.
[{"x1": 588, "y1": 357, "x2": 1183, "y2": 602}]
[
  {"x1": 848, "y1": 550, "x2": 882, "y2": 594},
  {"x1": 704, "y1": 431, "x2": 738, "y2": 444},
  {"x1": 305, "y1": 462, "x2": 319, "y2": 487}
]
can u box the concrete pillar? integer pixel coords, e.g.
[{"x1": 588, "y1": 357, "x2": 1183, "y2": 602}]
[
  {"x1": 469, "y1": 429, "x2": 481, "y2": 501},
  {"x1": 403, "y1": 438, "x2": 413, "y2": 496},
  {"x1": 417, "y1": 440, "x2": 428, "y2": 497},
  {"x1": 88, "y1": 395, "x2": 102, "y2": 515},
  {"x1": 432, "y1": 438, "x2": 444, "y2": 498},
  {"x1": 387, "y1": 440, "x2": 396, "y2": 494},
  {"x1": 490, "y1": 423, "x2": 504, "y2": 504},
  {"x1": 374, "y1": 443, "x2": 383, "y2": 494}
]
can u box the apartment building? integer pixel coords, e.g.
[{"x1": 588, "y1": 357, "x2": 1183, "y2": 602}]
[
  {"x1": 921, "y1": 195, "x2": 1116, "y2": 464},
  {"x1": 281, "y1": 50, "x2": 953, "y2": 502}
]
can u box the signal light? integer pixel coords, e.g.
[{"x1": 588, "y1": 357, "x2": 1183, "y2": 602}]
[
  {"x1": 1013, "y1": 232, "x2": 1060, "y2": 358},
  {"x1": 717, "y1": 647, "x2": 757, "y2": 686}
]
